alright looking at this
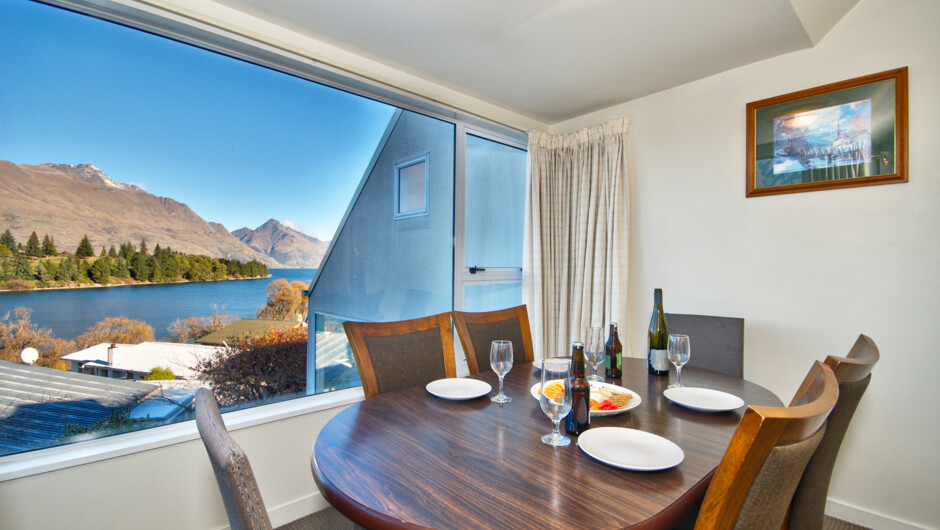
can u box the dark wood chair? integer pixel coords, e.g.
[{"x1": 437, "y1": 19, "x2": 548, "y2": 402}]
[
  {"x1": 195, "y1": 387, "x2": 274, "y2": 530},
  {"x1": 451, "y1": 304, "x2": 535, "y2": 375},
  {"x1": 693, "y1": 360, "x2": 839, "y2": 529},
  {"x1": 787, "y1": 335, "x2": 880, "y2": 530},
  {"x1": 665, "y1": 313, "x2": 744, "y2": 378},
  {"x1": 343, "y1": 312, "x2": 456, "y2": 398}
]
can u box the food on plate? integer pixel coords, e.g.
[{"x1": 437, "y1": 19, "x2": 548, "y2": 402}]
[
  {"x1": 590, "y1": 399, "x2": 618, "y2": 411},
  {"x1": 542, "y1": 381, "x2": 564, "y2": 400},
  {"x1": 598, "y1": 386, "x2": 633, "y2": 408}
]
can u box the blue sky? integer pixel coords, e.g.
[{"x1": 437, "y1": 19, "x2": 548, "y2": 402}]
[{"x1": 0, "y1": 0, "x2": 396, "y2": 240}]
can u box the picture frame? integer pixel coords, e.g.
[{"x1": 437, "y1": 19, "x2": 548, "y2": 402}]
[{"x1": 746, "y1": 67, "x2": 908, "y2": 197}]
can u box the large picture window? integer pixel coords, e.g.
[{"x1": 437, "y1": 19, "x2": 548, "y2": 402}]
[{"x1": 0, "y1": 0, "x2": 525, "y2": 460}]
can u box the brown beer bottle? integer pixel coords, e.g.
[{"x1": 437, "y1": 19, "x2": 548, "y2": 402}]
[
  {"x1": 605, "y1": 322, "x2": 622, "y2": 379},
  {"x1": 565, "y1": 341, "x2": 591, "y2": 436}
]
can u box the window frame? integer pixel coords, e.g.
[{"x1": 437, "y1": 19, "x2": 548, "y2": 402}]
[{"x1": 393, "y1": 154, "x2": 430, "y2": 219}]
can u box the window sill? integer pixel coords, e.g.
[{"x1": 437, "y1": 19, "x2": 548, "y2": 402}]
[{"x1": 0, "y1": 386, "x2": 364, "y2": 482}]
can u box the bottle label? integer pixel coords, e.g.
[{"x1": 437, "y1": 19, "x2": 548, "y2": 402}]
[
  {"x1": 616, "y1": 353, "x2": 622, "y2": 370},
  {"x1": 650, "y1": 349, "x2": 669, "y2": 371},
  {"x1": 605, "y1": 354, "x2": 611, "y2": 371}
]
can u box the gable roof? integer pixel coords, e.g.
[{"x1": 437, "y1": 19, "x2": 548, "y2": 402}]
[{"x1": 0, "y1": 360, "x2": 158, "y2": 456}]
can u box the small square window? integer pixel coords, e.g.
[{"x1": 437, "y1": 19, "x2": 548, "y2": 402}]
[{"x1": 394, "y1": 155, "x2": 429, "y2": 219}]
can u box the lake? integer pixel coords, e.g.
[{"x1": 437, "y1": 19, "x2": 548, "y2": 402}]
[{"x1": 0, "y1": 269, "x2": 316, "y2": 341}]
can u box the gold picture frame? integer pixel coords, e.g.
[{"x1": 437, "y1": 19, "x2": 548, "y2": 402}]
[{"x1": 746, "y1": 67, "x2": 908, "y2": 197}]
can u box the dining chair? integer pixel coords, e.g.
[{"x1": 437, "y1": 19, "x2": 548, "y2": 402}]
[
  {"x1": 343, "y1": 312, "x2": 456, "y2": 398},
  {"x1": 787, "y1": 334, "x2": 880, "y2": 530},
  {"x1": 195, "y1": 387, "x2": 274, "y2": 530},
  {"x1": 693, "y1": 360, "x2": 839, "y2": 529},
  {"x1": 450, "y1": 304, "x2": 535, "y2": 375},
  {"x1": 665, "y1": 313, "x2": 744, "y2": 378}
]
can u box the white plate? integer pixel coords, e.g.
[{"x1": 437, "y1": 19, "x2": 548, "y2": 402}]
[
  {"x1": 426, "y1": 378, "x2": 492, "y2": 400},
  {"x1": 663, "y1": 387, "x2": 745, "y2": 412},
  {"x1": 529, "y1": 380, "x2": 641, "y2": 416},
  {"x1": 578, "y1": 427, "x2": 684, "y2": 471}
]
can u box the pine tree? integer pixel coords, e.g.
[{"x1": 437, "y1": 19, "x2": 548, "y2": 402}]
[
  {"x1": 41, "y1": 234, "x2": 57, "y2": 256},
  {"x1": 13, "y1": 254, "x2": 32, "y2": 279},
  {"x1": 108, "y1": 245, "x2": 118, "y2": 258},
  {"x1": 113, "y1": 257, "x2": 130, "y2": 279},
  {"x1": 55, "y1": 258, "x2": 74, "y2": 282},
  {"x1": 75, "y1": 235, "x2": 94, "y2": 258},
  {"x1": 0, "y1": 230, "x2": 15, "y2": 252},
  {"x1": 139, "y1": 238, "x2": 148, "y2": 256},
  {"x1": 25, "y1": 231, "x2": 41, "y2": 257},
  {"x1": 119, "y1": 241, "x2": 134, "y2": 260}
]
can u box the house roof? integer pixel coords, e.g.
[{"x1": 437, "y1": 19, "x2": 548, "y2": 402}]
[
  {"x1": 61, "y1": 342, "x2": 225, "y2": 380},
  {"x1": 0, "y1": 360, "x2": 158, "y2": 456},
  {"x1": 194, "y1": 318, "x2": 298, "y2": 346}
]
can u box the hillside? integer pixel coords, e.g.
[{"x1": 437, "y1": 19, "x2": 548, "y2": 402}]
[
  {"x1": 233, "y1": 219, "x2": 328, "y2": 268},
  {"x1": 0, "y1": 161, "x2": 279, "y2": 266}
]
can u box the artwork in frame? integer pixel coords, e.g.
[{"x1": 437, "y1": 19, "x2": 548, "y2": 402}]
[{"x1": 746, "y1": 67, "x2": 908, "y2": 197}]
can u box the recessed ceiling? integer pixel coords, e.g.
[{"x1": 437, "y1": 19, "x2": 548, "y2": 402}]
[{"x1": 209, "y1": 0, "x2": 858, "y2": 125}]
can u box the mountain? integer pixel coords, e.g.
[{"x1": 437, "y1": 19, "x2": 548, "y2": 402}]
[
  {"x1": 233, "y1": 219, "x2": 328, "y2": 268},
  {"x1": 0, "y1": 161, "x2": 279, "y2": 266}
]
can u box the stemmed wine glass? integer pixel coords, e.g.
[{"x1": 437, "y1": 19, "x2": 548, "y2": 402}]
[
  {"x1": 490, "y1": 340, "x2": 513, "y2": 403},
  {"x1": 539, "y1": 357, "x2": 572, "y2": 446},
  {"x1": 667, "y1": 334, "x2": 691, "y2": 389},
  {"x1": 584, "y1": 326, "x2": 605, "y2": 382}
]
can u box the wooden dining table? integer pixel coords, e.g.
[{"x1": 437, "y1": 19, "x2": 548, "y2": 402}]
[{"x1": 311, "y1": 358, "x2": 782, "y2": 529}]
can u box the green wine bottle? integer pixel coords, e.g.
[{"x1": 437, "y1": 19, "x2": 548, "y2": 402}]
[{"x1": 648, "y1": 288, "x2": 669, "y2": 375}]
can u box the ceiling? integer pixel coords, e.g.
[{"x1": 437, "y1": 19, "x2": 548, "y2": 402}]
[{"x1": 209, "y1": 0, "x2": 859, "y2": 125}]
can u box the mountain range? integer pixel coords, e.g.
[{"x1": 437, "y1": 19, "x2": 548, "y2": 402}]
[
  {"x1": 233, "y1": 219, "x2": 328, "y2": 268},
  {"x1": 0, "y1": 161, "x2": 328, "y2": 268}
]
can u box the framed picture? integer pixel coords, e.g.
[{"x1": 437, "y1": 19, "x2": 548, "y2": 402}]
[{"x1": 746, "y1": 67, "x2": 908, "y2": 197}]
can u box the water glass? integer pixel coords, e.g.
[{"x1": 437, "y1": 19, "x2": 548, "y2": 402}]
[
  {"x1": 667, "y1": 334, "x2": 691, "y2": 389},
  {"x1": 490, "y1": 340, "x2": 513, "y2": 403},
  {"x1": 584, "y1": 326, "x2": 605, "y2": 381},
  {"x1": 539, "y1": 357, "x2": 572, "y2": 446}
]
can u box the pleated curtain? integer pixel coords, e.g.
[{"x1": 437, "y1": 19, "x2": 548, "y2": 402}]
[{"x1": 523, "y1": 118, "x2": 631, "y2": 359}]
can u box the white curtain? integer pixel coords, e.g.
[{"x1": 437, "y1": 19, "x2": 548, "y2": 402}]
[{"x1": 523, "y1": 118, "x2": 630, "y2": 359}]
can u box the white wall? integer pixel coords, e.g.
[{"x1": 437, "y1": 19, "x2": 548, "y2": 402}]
[
  {"x1": 0, "y1": 395, "x2": 355, "y2": 529},
  {"x1": 553, "y1": 0, "x2": 939, "y2": 528}
]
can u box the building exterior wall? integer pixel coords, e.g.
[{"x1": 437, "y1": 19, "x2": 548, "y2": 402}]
[{"x1": 309, "y1": 110, "x2": 456, "y2": 322}]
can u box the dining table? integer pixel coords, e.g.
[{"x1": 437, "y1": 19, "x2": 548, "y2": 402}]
[{"x1": 311, "y1": 358, "x2": 782, "y2": 529}]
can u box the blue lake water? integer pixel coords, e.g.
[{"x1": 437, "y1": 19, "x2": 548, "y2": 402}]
[{"x1": 0, "y1": 269, "x2": 316, "y2": 341}]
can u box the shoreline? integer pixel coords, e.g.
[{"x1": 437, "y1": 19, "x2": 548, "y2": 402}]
[{"x1": 0, "y1": 274, "x2": 274, "y2": 293}]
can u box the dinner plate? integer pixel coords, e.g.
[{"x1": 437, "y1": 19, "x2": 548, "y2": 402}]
[
  {"x1": 578, "y1": 427, "x2": 684, "y2": 471},
  {"x1": 426, "y1": 378, "x2": 492, "y2": 400},
  {"x1": 529, "y1": 380, "x2": 641, "y2": 416},
  {"x1": 663, "y1": 387, "x2": 745, "y2": 412}
]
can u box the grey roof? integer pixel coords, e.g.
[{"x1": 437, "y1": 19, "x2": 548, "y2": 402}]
[{"x1": 0, "y1": 360, "x2": 159, "y2": 456}]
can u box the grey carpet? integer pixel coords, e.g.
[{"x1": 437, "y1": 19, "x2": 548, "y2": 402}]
[{"x1": 279, "y1": 507, "x2": 870, "y2": 530}]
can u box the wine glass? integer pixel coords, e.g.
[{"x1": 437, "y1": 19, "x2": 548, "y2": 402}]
[
  {"x1": 667, "y1": 334, "x2": 691, "y2": 389},
  {"x1": 584, "y1": 326, "x2": 605, "y2": 382},
  {"x1": 490, "y1": 340, "x2": 513, "y2": 403},
  {"x1": 539, "y1": 357, "x2": 572, "y2": 446}
]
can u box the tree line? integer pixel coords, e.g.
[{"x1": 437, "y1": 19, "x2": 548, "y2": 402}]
[
  {"x1": 2, "y1": 278, "x2": 307, "y2": 374},
  {"x1": 0, "y1": 229, "x2": 268, "y2": 290}
]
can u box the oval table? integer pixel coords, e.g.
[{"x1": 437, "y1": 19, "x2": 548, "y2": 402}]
[{"x1": 312, "y1": 358, "x2": 782, "y2": 529}]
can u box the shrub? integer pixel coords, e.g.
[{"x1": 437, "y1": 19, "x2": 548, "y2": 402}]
[{"x1": 142, "y1": 366, "x2": 176, "y2": 380}]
